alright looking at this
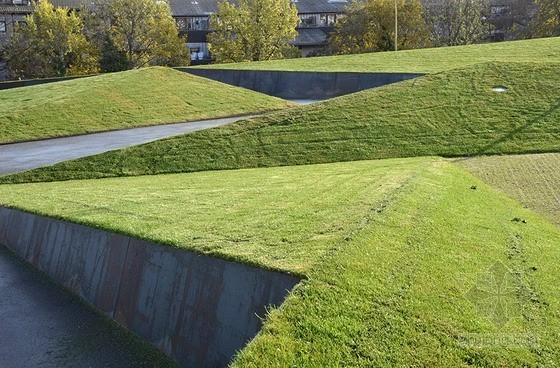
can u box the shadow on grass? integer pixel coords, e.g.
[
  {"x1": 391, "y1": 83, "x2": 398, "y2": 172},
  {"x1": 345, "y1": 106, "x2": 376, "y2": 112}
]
[{"x1": 475, "y1": 100, "x2": 560, "y2": 156}]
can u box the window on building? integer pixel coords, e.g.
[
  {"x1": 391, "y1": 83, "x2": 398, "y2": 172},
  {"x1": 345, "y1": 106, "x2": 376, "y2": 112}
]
[
  {"x1": 177, "y1": 16, "x2": 209, "y2": 31},
  {"x1": 299, "y1": 14, "x2": 318, "y2": 27},
  {"x1": 188, "y1": 43, "x2": 210, "y2": 61},
  {"x1": 0, "y1": 21, "x2": 6, "y2": 33},
  {"x1": 176, "y1": 18, "x2": 186, "y2": 30},
  {"x1": 299, "y1": 14, "x2": 337, "y2": 28}
]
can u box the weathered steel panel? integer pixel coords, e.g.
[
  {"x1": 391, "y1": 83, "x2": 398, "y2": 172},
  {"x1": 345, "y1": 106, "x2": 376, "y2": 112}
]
[
  {"x1": 179, "y1": 68, "x2": 424, "y2": 99},
  {"x1": 0, "y1": 207, "x2": 300, "y2": 367}
]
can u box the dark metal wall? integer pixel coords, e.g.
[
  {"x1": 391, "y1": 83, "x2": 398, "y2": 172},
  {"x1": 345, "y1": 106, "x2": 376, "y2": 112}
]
[
  {"x1": 0, "y1": 75, "x2": 91, "y2": 89},
  {"x1": 0, "y1": 207, "x2": 300, "y2": 367},
  {"x1": 0, "y1": 68, "x2": 422, "y2": 98},
  {"x1": 179, "y1": 69, "x2": 424, "y2": 99}
]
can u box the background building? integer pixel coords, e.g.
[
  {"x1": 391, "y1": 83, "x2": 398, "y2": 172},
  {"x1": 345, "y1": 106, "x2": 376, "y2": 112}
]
[
  {"x1": 172, "y1": 0, "x2": 348, "y2": 62},
  {"x1": 488, "y1": 0, "x2": 535, "y2": 41},
  {"x1": 0, "y1": 0, "x2": 539, "y2": 77}
]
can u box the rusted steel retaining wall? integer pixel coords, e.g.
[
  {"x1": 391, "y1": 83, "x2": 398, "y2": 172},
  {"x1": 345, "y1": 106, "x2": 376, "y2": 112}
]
[
  {"x1": 0, "y1": 207, "x2": 300, "y2": 367},
  {"x1": 179, "y1": 69, "x2": 424, "y2": 99}
]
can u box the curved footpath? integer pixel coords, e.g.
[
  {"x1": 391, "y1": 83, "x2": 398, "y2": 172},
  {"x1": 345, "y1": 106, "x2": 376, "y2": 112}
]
[{"x1": 0, "y1": 116, "x2": 244, "y2": 176}]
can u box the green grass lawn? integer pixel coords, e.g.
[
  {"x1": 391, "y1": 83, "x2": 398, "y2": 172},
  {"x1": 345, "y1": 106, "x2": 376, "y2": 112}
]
[
  {"x1": 1, "y1": 157, "x2": 560, "y2": 366},
  {"x1": 0, "y1": 158, "x2": 431, "y2": 275},
  {"x1": 234, "y1": 160, "x2": 560, "y2": 367},
  {"x1": 4, "y1": 61, "x2": 559, "y2": 184},
  {"x1": 194, "y1": 37, "x2": 560, "y2": 73},
  {"x1": 456, "y1": 153, "x2": 560, "y2": 227},
  {"x1": 0, "y1": 67, "x2": 292, "y2": 144}
]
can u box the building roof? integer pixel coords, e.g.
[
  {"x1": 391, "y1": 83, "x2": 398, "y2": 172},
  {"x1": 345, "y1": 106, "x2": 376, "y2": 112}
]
[
  {"x1": 0, "y1": 0, "x2": 93, "y2": 11},
  {"x1": 170, "y1": 0, "x2": 348, "y2": 17},
  {"x1": 1, "y1": 0, "x2": 348, "y2": 17},
  {"x1": 51, "y1": 0, "x2": 92, "y2": 9},
  {"x1": 293, "y1": 0, "x2": 347, "y2": 14},
  {"x1": 0, "y1": 4, "x2": 31, "y2": 13},
  {"x1": 170, "y1": 0, "x2": 220, "y2": 16},
  {"x1": 292, "y1": 27, "x2": 329, "y2": 46}
]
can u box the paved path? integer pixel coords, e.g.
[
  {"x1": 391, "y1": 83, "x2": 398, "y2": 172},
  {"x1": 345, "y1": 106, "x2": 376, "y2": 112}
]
[
  {"x1": 0, "y1": 245, "x2": 174, "y2": 368},
  {"x1": 0, "y1": 116, "x2": 242, "y2": 175},
  {"x1": 287, "y1": 99, "x2": 321, "y2": 105}
]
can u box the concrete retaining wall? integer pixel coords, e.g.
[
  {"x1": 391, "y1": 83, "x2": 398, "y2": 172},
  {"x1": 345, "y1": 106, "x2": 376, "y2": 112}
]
[
  {"x1": 0, "y1": 207, "x2": 300, "y2": 367},
  {"x1": 180, "y1": 69, "x2": 423, "y2": 99}
]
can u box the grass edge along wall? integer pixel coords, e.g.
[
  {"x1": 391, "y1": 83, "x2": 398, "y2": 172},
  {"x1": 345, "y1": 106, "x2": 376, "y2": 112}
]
[{"x1": 1, "y1": 158, "x2": 560, "y2": 366}]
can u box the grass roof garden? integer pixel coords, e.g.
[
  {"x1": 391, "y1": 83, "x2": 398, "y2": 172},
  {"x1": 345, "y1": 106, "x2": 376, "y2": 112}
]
[
  {"x1": 3, "y1": 61, "x2": 559, "y2": 184},
  {"x1": 193, "y1": 36, "x2": 560, "y2": 73},
  {"x1": 0, "y1": 67, "x2": 293, "y2": 144},
  {"x1": 0, "y1": 158, "x2": 432, "y2": 274},
  {"x1": 1, "y1": 37, "x2": 560, "y2": 366},
  {"x1": 1, "y1": 158, "x2": 559, "y2": 366},
  {"x1": 457, "y1": 153, "x2": 560, "y2": 226}
]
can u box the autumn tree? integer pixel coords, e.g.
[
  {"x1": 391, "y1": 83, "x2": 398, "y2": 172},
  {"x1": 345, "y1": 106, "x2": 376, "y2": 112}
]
[
  {"x1": 330, "y1": 0, "x2": 429, "y2": 54},
  {"x1": 84, "y1": 0, "x2": 189, "y2": 69},
  {"x1": 533, "y1": 0, "x2": 560, "y2": 36},
  {"x1": 3, "y1": 0, "x2": 97, "y2": 78},
  {"x1": 425, "y1": 0, "x2": 491, "y2": 46},
  {"x1": 208, "y1": 0, "x2": 300, "y2": 63}
]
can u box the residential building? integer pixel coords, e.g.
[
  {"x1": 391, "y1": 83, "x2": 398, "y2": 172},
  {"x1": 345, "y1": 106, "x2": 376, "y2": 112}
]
[
  {"x1": 423, "y1": 0, "x2": 535, "y2": 42},
  {"x1": 0, "y1": 0, "x2": 31, "y2": 44},
  {"x1": 488, "y1": 0, "x2": 535, "y2": 41},
  {"x1": 0, "y1": 0, "x2": 31, "y2": 79},
  {"x1": 0, "y1": 0, "x2": 348, "y2": 67},
  {"x1": 171, "y1": 0, "x2": 348, "y2": 62},
  {"x1": 0, "y1": 0, "x2": 538, "y2": 78}
]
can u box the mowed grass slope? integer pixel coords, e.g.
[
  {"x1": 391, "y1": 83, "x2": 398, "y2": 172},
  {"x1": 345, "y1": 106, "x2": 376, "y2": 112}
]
[
  {"x1": 233, "y1": 160, "x2": 560, "y2": 367},
  {"x1": 195, "y1": 37, "x2": 560, "y2": 73},
  {"x1": 1, "y1": 158, "x2": 560, "y2": 366},
  {"x1": 4, "y1": 62, "x2": 559, "y2": 183},
  {"x1": 0, "y1": 67, "x2": 292, "y2": 144},
  {"x1": 457, "y1": 153, "x2": 560, "y2": 226},
  {"x1": 0, "y1": 158, "x2": 432, "y2": 274}
]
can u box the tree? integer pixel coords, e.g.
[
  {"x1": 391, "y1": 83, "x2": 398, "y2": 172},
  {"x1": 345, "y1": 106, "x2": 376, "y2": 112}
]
[
  {"x1": 2, "y1": 0, "x2": 97, "y2": 78},
  {"x1": 425, "y1": 0, "x2": 491, "y2": 46},
  {"x1": 85, "y1": 0, "x2": 189, "y2": 69},
  {"x1": 533, "y1": 0, "x2": 560, "y2": 36},
  {"x1": 504, "y1": 0, "x2": 536, "y2": 40},
  {"x1": 330, "y1": 0, "x2": 430, "y2": 54},
  {"x1": 208, "y1": 0, "x2": 300, "y2": 63}
]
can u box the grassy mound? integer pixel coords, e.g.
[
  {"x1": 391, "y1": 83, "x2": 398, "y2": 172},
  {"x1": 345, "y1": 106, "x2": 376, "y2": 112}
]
[
  {"x1": 1, "y1": 158, "x2": 560, "y2": 366},
  {"x1": 0, "y1": 158, "x2": 432, "y2": 275},
  {"x1": 0, "y1": 67, "x2": 292, "y2": 144},
  {"x1": 457, "y1": 153, "x2": 560, "y2": 226},
  {"x1": 194, "y1": 36, "x2": 560, "y2": 73},
  {"x1": 3, "y1": 62, "x2": 559, "y2": 184},
  {"x1": 233, "y1": 160, "x2": 560, "y2": 367}
]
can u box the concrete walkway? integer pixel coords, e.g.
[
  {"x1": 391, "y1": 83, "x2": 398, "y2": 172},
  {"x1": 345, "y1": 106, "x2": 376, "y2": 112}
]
[
  {"x1": 0, "y1": 245, "x2": 174, "y2": 368},
  {"x1": 0, "y1": 116, "x2": 242, "y2": 175}
]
